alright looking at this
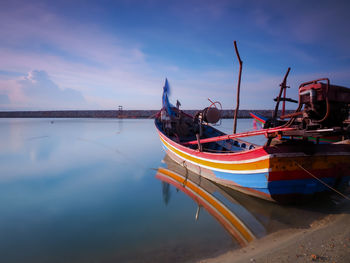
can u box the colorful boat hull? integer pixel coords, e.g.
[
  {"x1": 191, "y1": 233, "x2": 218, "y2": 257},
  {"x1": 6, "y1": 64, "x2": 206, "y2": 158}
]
[{"x1": 156, "y1": 122, "x2": 350, "y2": 203}]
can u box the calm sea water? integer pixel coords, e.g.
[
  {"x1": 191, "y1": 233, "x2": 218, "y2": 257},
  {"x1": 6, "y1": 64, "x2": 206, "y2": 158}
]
[{"x1": 0, "y1": 118, "x2": 343, "y2": 263}]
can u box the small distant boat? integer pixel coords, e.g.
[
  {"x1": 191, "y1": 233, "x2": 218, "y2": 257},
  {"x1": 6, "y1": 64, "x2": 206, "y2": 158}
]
[
  {"x1": 249, "y1": 112, "x2": 268, "y2": 127},
  {"x1": 155, "y1": 44, "x2": 350, "y2": 203}
]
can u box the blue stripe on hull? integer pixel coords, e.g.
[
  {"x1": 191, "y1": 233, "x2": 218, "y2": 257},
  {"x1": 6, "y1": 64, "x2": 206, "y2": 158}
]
[
  {"x1": 339, "y1": 175, "x2": 350, "y2": 186},
  {"x1": 214, "y1": 171, "x2": 350, "y2": 197},
  {"x1": 267, "y1": 177, "x2": 335, "y2": 195},
  {"x1": 213, "y1": 170, "x2": 269, "y2": 188}
]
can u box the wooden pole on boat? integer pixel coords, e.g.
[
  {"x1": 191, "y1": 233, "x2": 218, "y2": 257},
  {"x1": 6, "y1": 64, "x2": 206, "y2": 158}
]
[
  {"x1": 272, "y1": 67, "x2": 290, "y2": 121},
  {"x1": 282, "y1": 86, "x2": 286, "y2": 116},
  {"x1": 233, "y1": 41, "x2": 243, "y2": 134}
]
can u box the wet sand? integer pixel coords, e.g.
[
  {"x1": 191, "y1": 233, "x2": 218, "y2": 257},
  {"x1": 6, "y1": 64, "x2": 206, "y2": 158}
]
[{"x1": 201, "y1": 197, "x2": 350, "y2": 263}]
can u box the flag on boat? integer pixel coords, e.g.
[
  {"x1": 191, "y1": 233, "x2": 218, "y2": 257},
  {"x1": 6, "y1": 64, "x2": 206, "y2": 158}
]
[{"x1": 162, "y1": 78, "x2": 175, "y2": 116}]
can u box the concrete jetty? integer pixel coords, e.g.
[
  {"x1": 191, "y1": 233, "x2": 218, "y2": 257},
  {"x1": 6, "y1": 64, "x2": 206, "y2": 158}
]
[{"x1": 0, "y1": 109, "x2": 292, "y2": 119}]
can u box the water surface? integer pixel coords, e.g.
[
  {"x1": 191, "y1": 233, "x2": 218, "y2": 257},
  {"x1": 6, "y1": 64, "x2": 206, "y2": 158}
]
[{"x1": 0, "y1": 118, "x2": 345, "y2": 262}]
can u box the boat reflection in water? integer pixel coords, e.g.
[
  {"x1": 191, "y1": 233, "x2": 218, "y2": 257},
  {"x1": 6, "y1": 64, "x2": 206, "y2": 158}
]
[
  {"x1": 156, "y1": 154, "x2": 349, "y2": 248},
  {"x1": 156, "y1": 154, "x2": 267, "y2": 247}
]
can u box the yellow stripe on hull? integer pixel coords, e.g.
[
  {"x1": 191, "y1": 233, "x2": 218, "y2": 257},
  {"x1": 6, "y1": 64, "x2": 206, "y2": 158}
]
[
  {"x1": 161, "y1": 136, "x2": 350, "y2": 175},
  {"x1": 160, "y1": 136, "x2": 270, "y2": 173}
]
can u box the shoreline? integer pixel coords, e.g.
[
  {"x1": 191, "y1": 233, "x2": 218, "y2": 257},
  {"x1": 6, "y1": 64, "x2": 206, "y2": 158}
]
[
  {"x1": 0, "y1": 109, "x2": 293, "y2": 119},
  {"x1": 200, "y1": 200, "x2": 350, "y2": 263}
]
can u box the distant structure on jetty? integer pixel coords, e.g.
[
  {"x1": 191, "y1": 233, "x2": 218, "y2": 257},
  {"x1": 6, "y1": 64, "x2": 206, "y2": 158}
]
[{"x1": 0, "y1": 109, "x2": 292, "y2": 119}]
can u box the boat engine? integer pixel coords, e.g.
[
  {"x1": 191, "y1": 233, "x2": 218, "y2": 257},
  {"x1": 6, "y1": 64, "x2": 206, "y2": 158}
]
[{"x1": 299, "y1": 78, "x2": 350, "y2": 128}]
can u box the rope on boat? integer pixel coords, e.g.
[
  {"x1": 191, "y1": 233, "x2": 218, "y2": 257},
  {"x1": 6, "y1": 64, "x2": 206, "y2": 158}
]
[
  {"x1": 294, "y1": 161, "x2": 350, "y2": 201},
  {"x1": 181, "y1": 161, "x2": 189, "y2": 187}
]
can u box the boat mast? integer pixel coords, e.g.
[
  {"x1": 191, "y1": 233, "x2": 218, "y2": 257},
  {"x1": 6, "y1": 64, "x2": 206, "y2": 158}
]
[
  {"x1": 233, "y1": 41, "x2": 243, "y2": 134},
  {"x1": 272, "y1": 67, "x2": 290, "y2": 122}
]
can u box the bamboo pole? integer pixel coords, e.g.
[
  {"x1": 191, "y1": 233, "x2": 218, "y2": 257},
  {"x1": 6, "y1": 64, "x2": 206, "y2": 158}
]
[{"x1": 233, "y1": 41, "x2": 243, "y2": 134}]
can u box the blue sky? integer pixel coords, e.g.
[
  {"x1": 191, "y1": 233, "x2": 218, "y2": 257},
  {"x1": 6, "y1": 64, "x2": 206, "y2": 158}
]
[{"x1": 0, "y1": 0, "x2": 350, "y2": 110}]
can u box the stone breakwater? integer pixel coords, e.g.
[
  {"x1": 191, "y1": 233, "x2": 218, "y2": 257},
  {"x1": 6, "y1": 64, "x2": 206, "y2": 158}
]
[{"x1": 0, "y1": 109, "x2": 293, "y2": 118}]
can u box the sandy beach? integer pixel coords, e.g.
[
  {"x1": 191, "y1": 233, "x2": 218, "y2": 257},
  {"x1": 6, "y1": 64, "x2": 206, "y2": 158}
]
[{"x1": 201, "y1": 197, "x2": 350, "y2": 263}]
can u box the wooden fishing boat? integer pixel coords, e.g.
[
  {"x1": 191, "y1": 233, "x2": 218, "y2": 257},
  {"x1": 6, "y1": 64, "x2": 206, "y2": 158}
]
[
  {"x1": 155, "y1": 77, "x2": 350, "y2": 203},
  {"x1": 155, "y1": 45, "x2": 350, "y2": 203}
]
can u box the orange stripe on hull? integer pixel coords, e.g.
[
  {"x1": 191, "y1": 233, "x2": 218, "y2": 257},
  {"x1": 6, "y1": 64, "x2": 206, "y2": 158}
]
[{"x1": 157, "y1": 168, "x2": 255, "y2": 244}]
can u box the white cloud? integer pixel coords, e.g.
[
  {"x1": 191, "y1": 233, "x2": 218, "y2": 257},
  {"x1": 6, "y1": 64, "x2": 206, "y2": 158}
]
[
  {"x1": 0, "y1": 70, "x2": 87, "y2": 110},
  {"x1": 19, "y1": 70, "x2": 86, "y2": 108}
]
